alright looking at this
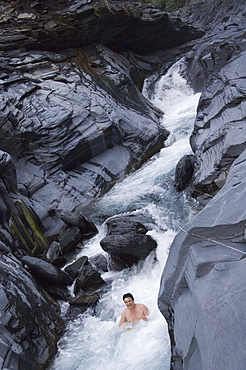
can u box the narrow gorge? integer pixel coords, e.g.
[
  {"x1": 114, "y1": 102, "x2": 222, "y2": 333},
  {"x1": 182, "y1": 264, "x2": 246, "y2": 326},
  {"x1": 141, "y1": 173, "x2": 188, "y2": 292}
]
[{"x1": 0, "y1": 0, "x2": 245, "y2": 369}]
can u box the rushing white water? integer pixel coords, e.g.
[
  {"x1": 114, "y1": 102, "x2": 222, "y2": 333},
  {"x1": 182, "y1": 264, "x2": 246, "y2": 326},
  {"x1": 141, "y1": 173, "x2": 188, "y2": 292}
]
[{"x1": 51, "y1": 59, "x2": 201, "y2": 370}]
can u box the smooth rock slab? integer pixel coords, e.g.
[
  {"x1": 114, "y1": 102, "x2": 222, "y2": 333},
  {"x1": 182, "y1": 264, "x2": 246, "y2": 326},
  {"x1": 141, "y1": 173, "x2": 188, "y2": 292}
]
[{"x1": 159, "y1": 149, "x2": 246, "y2": 370}]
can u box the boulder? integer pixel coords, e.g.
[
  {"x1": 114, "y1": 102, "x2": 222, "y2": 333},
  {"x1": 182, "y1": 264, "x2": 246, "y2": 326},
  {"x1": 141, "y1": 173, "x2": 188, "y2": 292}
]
[
  {"x1": 59, "y1": 226, "x2": 82, "y2": 254},
  {"x1": 22, "y1": 256, "x2": 73, "y2": 287},
  {"x1": 66, "y1": 288, "x2": 104, "y2": 321},
  {"x1": 100, "y1": 234, "x2": 157, "y2": 266},
  {"x1": 61, "y1": 211, "x2": 98, "y2": 237},
  {"x1": 105, "y1": 216, "x2": 150, "y2": 235},
  {"x1": 0, "y1": 253, "x2": 64, "y2": 369},
  {"x1": 42, "y1": 241, "x2": 67, "y2": 267},
  {"x1": 0, "y1": 240, "x2": 11, "y2": 254},
  {"x1": 64, "y1": 256, "x2": 89, "y2": 279},
  {"x1": 70, "y1": 289, "x2": 103, "y2": 306},
  {"x1": 174, "y1": 154, "x2": 195, "y2": 191},
  {"x1": 89, "y1": 254, "x2": 109, "y2": 273},
  {"x1": 74, "y1": 264, "x2": 105, "y2": 294},
  {"x1": 100, "y1": 216, "x2": 157, "y2": 266}
]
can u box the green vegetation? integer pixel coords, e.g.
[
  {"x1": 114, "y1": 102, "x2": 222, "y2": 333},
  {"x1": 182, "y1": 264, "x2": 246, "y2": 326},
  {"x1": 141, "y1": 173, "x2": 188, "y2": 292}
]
[
  {"x1": 9, "y1": 200, "x2": 49, "y2": 256},
  {"x1": 150, "y1": 0, "x2": 192, "y2": 12},
  {"x1": 94, "y1": 0, "x2": 194, "y2": 16}
]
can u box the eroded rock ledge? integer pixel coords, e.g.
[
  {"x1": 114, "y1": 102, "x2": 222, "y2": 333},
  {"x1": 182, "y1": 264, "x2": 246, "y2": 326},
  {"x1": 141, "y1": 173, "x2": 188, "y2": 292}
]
[
  {"x1": 158, "y1": 1, "x2": 246, "y2": 369},
  {"x1": 0, "y1": 1, "x2": 204, "y2": 368}
]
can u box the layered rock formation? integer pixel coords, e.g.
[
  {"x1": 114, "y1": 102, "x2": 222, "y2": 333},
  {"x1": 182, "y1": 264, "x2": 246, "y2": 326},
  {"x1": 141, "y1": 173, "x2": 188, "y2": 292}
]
[
  {"x1": 158, "y1": 1, "x2": 246, "y2": 369},
  {"x1": 0, "y1": 1, "x2": 204, "y2": 368},
  {"x1": 1, "y1": 0, "x2": 245, "y2": 368}
]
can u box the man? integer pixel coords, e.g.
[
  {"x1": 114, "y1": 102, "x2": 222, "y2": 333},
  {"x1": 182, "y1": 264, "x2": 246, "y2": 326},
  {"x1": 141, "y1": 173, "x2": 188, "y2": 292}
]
[{"x1": 118, "y1": 293, "x2": 149, "y2": 329}]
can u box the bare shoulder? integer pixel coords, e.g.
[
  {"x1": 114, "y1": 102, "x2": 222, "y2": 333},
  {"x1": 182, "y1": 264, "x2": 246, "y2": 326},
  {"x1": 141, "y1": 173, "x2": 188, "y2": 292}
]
[
  {"x1": 136, "y1": 303, "x2": 147, "y2": 308},
  {"x1": 137, "y1": 303, "x2": 149, "y2": 312},
  {"x1": 121, "y1": 307, "x2": 127, "y2": 316}
]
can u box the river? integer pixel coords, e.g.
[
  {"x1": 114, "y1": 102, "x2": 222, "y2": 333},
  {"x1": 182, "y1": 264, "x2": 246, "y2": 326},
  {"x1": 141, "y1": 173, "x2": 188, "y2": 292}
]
[{"x1": 51, "y1": 58, "x2": 201, "y2": 370}]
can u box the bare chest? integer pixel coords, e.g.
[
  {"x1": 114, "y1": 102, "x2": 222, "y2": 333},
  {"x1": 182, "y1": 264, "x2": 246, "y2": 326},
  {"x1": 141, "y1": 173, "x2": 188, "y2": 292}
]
[{"x1": 125, "y1": 309, "x2": 143, "y2": 323}]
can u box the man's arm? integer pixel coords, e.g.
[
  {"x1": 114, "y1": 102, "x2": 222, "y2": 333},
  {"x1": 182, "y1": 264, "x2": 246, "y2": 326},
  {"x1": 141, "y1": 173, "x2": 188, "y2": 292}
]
[
  {"x1": 142, "y1": 304, "x2": 149, "y2": 321},
  {"x1": 118, "y1": 309, "x2": 127, "y2": 326}
]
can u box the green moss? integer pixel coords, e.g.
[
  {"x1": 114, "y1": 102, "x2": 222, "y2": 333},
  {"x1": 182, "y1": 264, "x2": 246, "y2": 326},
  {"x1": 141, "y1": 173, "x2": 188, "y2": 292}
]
[
  {"x1": 9, "y1": 200, "x2": 49, "y2": 256},
  {"x1": 151, "y1": 0, "x2": 192, "y2": 12}
]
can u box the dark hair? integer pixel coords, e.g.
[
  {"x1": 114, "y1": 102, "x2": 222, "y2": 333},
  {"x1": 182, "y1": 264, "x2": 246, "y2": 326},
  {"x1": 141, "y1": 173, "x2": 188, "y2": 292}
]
[{"x1": 123, "y1": 293, "x2": 134, "y2": 301}]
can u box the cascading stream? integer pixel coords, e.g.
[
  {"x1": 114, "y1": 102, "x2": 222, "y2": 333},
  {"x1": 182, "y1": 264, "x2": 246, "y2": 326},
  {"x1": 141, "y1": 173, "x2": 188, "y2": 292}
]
[{"x1": 51, "y1": 58, "x2": 201, "y2": 370}]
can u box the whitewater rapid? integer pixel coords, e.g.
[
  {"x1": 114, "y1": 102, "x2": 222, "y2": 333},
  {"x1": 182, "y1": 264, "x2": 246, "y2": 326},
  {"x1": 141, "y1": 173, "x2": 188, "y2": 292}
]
[{"x1": 51, "y1": 58, "x2": 201, "y2": 370}]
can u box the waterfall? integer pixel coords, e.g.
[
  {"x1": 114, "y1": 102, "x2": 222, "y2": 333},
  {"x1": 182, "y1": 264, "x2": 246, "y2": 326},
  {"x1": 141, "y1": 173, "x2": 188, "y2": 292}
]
[{"x1": 51, "y1": 58, "x2": 201, "y2": 370}]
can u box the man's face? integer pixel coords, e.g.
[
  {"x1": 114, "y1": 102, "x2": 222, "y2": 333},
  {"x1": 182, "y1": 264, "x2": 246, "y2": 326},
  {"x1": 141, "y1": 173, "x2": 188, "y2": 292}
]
[{"x1": 124, "y1": 297, "x2": 134, "y2": 309}]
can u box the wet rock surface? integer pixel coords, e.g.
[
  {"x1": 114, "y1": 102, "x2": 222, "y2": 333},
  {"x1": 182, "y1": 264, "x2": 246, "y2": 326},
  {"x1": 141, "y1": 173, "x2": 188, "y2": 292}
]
[
  {"x1": 159, "y1": 149, "x2": 246, "y2": 370},
  {"x1": 0, "y1": 252, "x2": 64, "y2": 369},
  {"x1": 0, "y1": 0, "x2": 245, "y2": 368},
  {"x1": 159, "y1": 1, "x2": 246, "y2": 369},
  {"x1": 100, "y1": 215, "x2": 157, "y2": 267}
]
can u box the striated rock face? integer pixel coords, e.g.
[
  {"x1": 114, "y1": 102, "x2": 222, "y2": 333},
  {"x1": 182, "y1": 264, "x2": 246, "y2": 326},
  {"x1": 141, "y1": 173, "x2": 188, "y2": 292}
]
[
  {"x1": 190, "y1": 51, "x2": 246, "y2": 189},
  {"x1": 0, "y1": 2, "x2": 205, "y2": 367},
  {"x1": 159, "y1": 149, "x2": 246, "y2": 370},
  {"x1": 0, "y1": 44, "x2": 168, "y2": 239},
  {"x1": 0, "y1": 252, "x2": 64, "y2": 369},
  {"x1": 158, "y1": 1, "x2": 246, "y2": 369},
  {"x1": 0, "y1": 0, "x2": 203, "y2": 242},
  {"x1": 0, "y1": 0, "x2": 203, "y2": 54}
]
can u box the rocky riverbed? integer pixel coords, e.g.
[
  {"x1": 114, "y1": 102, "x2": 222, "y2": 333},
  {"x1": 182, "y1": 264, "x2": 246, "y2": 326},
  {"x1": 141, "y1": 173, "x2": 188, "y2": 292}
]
[{"x1": 0, "y1": 0, "x2": 245, "y2": 369}]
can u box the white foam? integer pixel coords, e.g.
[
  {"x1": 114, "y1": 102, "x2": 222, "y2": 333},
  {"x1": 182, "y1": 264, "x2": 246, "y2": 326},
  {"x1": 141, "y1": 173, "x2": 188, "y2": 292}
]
[{"x1": 51, "y1": 58, "x2": 201, "y2": 370}]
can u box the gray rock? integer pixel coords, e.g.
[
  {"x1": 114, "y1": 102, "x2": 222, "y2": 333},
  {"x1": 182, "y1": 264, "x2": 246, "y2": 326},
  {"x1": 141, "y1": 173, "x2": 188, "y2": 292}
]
[
  {"x1": 1, "y1": 44, "x2": 169, "y2": 240},
  {"x1": 70, "y1": 289, "x2": 103, "y2": 306},
  {"x1": 174, "y1": 154, "x2": 195, "y2": 191},
  {"x1": 22, "y1": 256, "x2": 73, "y2": 287},
  {"x1": 0, "y1": 253, "x2": 64, "y2": 369},
  {"x1": 74, "y1": 264, "x2": 105, "y2": 293},
  {"x1": 0, "y1": 1, "x2": 203, "y2": 53},
  {"x1": 42, "y1": 241, "x2": 67, "y2": 267},
  {"x1": 61, "y1": 210, "x2": 98, "y2": 237},
  {"x1": 0, "y1": 150, "x2": 17, "y2": 192},
  {"x1": 100, "y1": 234, "x2": 157, "y2": 267},
  {"x1": 89, "y1": 254, "x2": 109, "y2": 273},
  {"x1": 159, "y1": 149, "x2": 246, "y2": 370},
  {"x1": 0, "y1": 0, "x2": 204, "y2": 243},
  {"x1": 100, "y1": 215, "x2": 157, "y2": 267},
  {"x1": 105, "y1": 215, "x2": 150, "y2": 235},
  {"x1": 64, "y1": 256, "x2": 89, "y2": 279},
  {"x1": 190, "y1": 51, "x2": 246, "y2": 189},
  {"x1": 59, "y1": 226, "x2": 82, "y2": 254},
  {"x1": 0, "y1": 241, "x2": 11, "y2": 254}
]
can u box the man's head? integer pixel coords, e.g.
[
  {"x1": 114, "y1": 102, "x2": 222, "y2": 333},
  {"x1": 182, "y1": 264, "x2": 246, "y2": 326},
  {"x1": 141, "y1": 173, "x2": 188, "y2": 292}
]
[
  {"x1": 123, "y1": 293, "x2": 135, "y2": 309},
  {"x1": 123, "y1": 293, "x2": 134, "y2": 301}
]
